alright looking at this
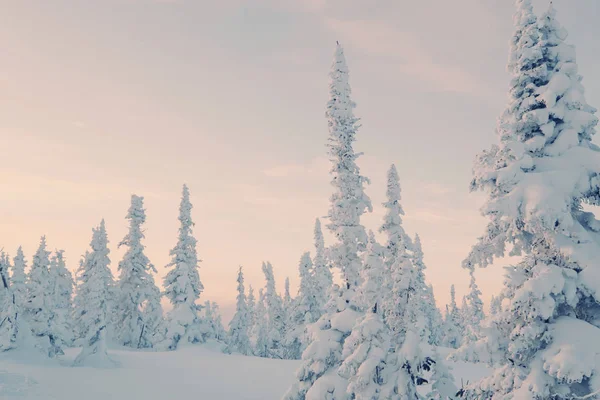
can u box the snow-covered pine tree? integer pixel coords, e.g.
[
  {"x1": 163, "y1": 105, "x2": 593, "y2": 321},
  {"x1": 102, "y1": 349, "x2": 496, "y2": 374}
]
[
  {"x1": 412, "y1": 233, "x2": 444, "y2": 345},
  {"x1": 489, "y1": 295, "x2": 501, "y2": 316},
  {"x1": 252, "y1": 288, "x2": 269, "y2": 358},
  {"x1": 463, "y1": 273, "x2": 484, "y2": 343},
  {"x1": 460, "y1": 1, "x2": 600, "y2": 398},
  {"x1": 227, "y1": 267, "x2": 251, "y2": 355},
  {"x1": 312, "y1": 218, "x2": 332, "y2": 317},
  {"x1": 49, "y1": 250, "x2": 74, "y2": 348},
  {"x1": 114, "y1": 195, "x2": 164, "y2": 349},
  {"x1": 284, "y1": 42, "x2": 372, "y2": 400},
  {"x1": 162, "y1": 184, "x2": 206, "y2": 350},
  {"x1": 0, "y1": 252, "x2": 17, "y2": 351},
  {"x1": 338, "y1": 231, "x2": 391, "y2": 399},
  {"x1": 0, "y1": 247, "x2": 34, "y2": 352},
  {"x1": 442, "y1": 284, "x2": 462, "y2": 349},
  {"x1": 285, "y1": 252, "x2": 320, "y2": 360},
  {"x1": 262, "y1": 261, "x2": 286, "y2": 359},
  {"x1": 73, "y1": 220, "x2": 116, "y2": 366},
  {"x1": 11, "y1": 247, "x2": 28, "y2": 313},
  {"x1": 247, "y1": 285, "x2": 256, "y2": 333},
  {"x1": 26, "y1": 236, "x2": 62, "y2": 357},
  {"x1": 203, "y1": 301, "x2": 226, "y2": 342}
]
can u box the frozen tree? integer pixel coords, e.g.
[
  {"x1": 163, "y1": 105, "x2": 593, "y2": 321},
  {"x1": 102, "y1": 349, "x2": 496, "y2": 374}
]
[
  {"x1": 284, "y1": 277, "x2": 292, "y2": 309},
  {"x1": 114, "y1": 195, "x2": 164, "y2": 349},
  {"x1": 11, "y1": 248, "x2": 28, "y2": 313},
  {"x1": 48, "y1": 250, "x2": 74, "y2": 349},
  {"x1": 203, "y1": 301, "x2": 226, "y2": 342},
  {"x1": 284, "y1": 42, "x2": 372, "y2": 400},
  {"x1": 462, "y1": 273, "x2": 484, "y2": 343},
  {"x1": 412, "y1": 233, "x2": 443, "y2": 345},
  {"x1": 26, "y1": 236, "x2": 62, "y2": 357},
  {"x1": 73, "y1": 220, "x2": 116, "y2": 366},
  {"x1": 442, "y1": 285, "x2": 462, "y2": 349},
  {"x1": 460, "y1": 1, "x2": 600, "y2": 398},
  {"x1": 262, "y1": 261, "x2": 286, "y2": 359},
  {"x1": 379, "y1": 164, "x2": 417, "y2": 338},
  {"x1": 285, "y1": 252, "x2": 320, "y2": 360},
  {"x1": 312, "y1": 218, "x2": 332, "y2": 316},
  {"x1": 162, "y1": 184, "x2": 206, "y2": 350},
  {"x1": 227, "y1": 267, "x2": 251, "y2": 355},
  {"x1": 338, "y1": 231, "x2": 391, "y2": 399},
  {"x1": 423, "y1": 284, "x2": 444, "y2": 346},
  {"x1": 489, "y1": 295, "x2": 501, "y2": 316},
  {"x1": 252, "y1": 288, "x2": 269, "y2": 358},
  {"x1": 426, "y1": 347, "x2": 458, "y2": 400},
  {"x1": 247, "y1": 285, "x2": 256, "y2": 332},
  {"x1": 0, "y1": 247, "x2": 34, "y2": 352}
]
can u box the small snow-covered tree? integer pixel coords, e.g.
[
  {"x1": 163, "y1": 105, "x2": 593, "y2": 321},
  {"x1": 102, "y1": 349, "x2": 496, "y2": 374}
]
[
  {"x1": 460, "y1": 1, "x2": 600, "y2": 398},
  {"x1": 203, "y1": 301, "x2": 226, "y2": 342},
  {"x1": 312, "y1": 218, "x2": 332, "y2": 316},
  {"x1": 11, "y1": 248, "x2": 28, "y2": 313},
  {"x1": 252, "y1": 288, "x2": 269, "y2": 358},
  {"x1": 73, "y1": 220, "x2": 116, "y2": 366},
  {"x1": 338, "y1": 231, "x2": 391, "y2": 399},
  {"x1": 0, "y1": 247, "x2": 34, "y2": 352},
  {"x1": 284, "y1": 42, "x2": 372, "y2": 400},
  {"x1": 26, "y1": 236, "x2": 62, "y2": 357},
  {"x1": 285, "y1": 252, "x2": 319, "y2": 360},
  {"x1": 247, "y1": 285, "x2": 256, "y2": 332},
  {"x1": 463, "y1": 273, "x2": 484, "y2": 343},
  {"x1": 489, "y1": 295, "x2": 501, "y2": 316},
  {"x1": 49, "y1": 250, "x2": 74, "y2": 348},
  {"x1": 227, "y1": 267, "x2": 251, "y2": 355},
  {"x1": 262, "y1": 261, "x2": 286, "y2": 359},
  {"x1": 162, "y1": 184, "x2": 206, "y2": 350},
  {"x1": 114, "y1": 195, "x2": 164, "y2": 349},
  {"x1": 442, "y1": 285, "x2": 462, "y2": 349}
]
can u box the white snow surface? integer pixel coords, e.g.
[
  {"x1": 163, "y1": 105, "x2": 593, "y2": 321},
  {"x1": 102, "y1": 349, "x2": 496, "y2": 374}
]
[{"x1": 0, "y1": 343, "x2": 490, "y2": 399}]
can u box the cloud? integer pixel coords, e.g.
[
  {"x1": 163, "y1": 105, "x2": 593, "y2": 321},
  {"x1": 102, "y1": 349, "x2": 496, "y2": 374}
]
[
  {"x1": 323, "y1": 18, "x2": 489, "y2": 96},
  {"x1": 263, "y1": 157, "x2": 329, "y2": 178}
]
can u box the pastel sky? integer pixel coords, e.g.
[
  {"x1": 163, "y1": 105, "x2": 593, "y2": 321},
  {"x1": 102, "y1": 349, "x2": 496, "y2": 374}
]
[{"x1": 2, "y1": 0, "x2": 600, "y2": 321}]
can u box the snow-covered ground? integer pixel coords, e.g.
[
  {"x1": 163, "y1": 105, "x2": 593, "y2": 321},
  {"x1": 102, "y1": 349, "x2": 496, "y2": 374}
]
[{"x1": 0, "y1": 343, "x2": 490, "y2": 399}]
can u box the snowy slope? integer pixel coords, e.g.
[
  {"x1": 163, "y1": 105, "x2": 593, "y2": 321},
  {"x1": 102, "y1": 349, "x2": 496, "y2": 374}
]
[{"x1": 0, "y1": 344, "x2": 490, "y2": 399}]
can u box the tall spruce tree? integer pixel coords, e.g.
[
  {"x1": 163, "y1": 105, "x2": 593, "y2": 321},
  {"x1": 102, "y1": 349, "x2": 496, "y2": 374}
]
[
  {"x1": 460, "y1": 1, "x2": 600, "y2": 397},
  {"x1": 252, "y1": 288, "x2": 269, "y2": 358},
  {"x1": 442, "y1": 284, "x2": 462, "y2": 349},
  {"x1": 162, "y1": 184, "x2": 206, "y2": 350},
  {"x1": 73, "y1": 220, "x2": 116, "y2": 366},
  {"x1": 114, "y1": 195, "x2": 163, "y2": 348},
  {"x1": 284, "y1": 42, "x2": 372, "y2": 400}
]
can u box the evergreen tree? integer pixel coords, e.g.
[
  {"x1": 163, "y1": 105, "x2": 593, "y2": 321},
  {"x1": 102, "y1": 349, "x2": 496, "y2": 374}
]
[
  {"x1": 312, "y1": 218, "x2": 332, "y2": 317},
  {"x1": 284, "y1": 42, "x2": 372, "y2": 400},
  {"x1": 252, "y1": 288, "x2": 269, "y2": 358},
  {"x1": 461, "y1": 2, "x2": 600, "y2": 397},
  {"x1": 0, "y1": 252, "x2": 17, "y2": 351},
  {"x1": 463, "y1": 273, "x2": 484, "y2": 343},
  {"x1": 338, "y1": 231, "x2": 391, "y2": 399},
  {"x1": 48, "y1": 250, "x2": 74, "y2": 348},
  {"x1": 114, "y1": 195, "x2": 164, "y2": 348},
  {"x1": 162, "y1": 184, "x2": 206, "y2": 350},
  {"x1": 203, "y1": 301, "x2": 227, "y2": 342},
  {"x1": 11, "y1": 247, "x2": 28, "y2": 314},
  {"x1": 227, "y1": 267, "x2": 251, "y2": 355},
  {"x1": 442, "y1": 285, "x2": 462, "y2": 349},
  {"x1": 26, "y1": 236, "x2": 62, "y2": 357},
  {"x1": 489, "y1": 295, "x2": 501, "y2": 316},
  {"x1": 285, "y1": 252, "x2": 319, "y2": 360},
  {"x1": 73, "y1": 220, "x2": 116, "y2": 366},
  {"x1": 262, "y1": 261, "x2": 285, "y2": 359},
  {"x1": 247, "y1": 285, "x2": 256, "y2": 333}
]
